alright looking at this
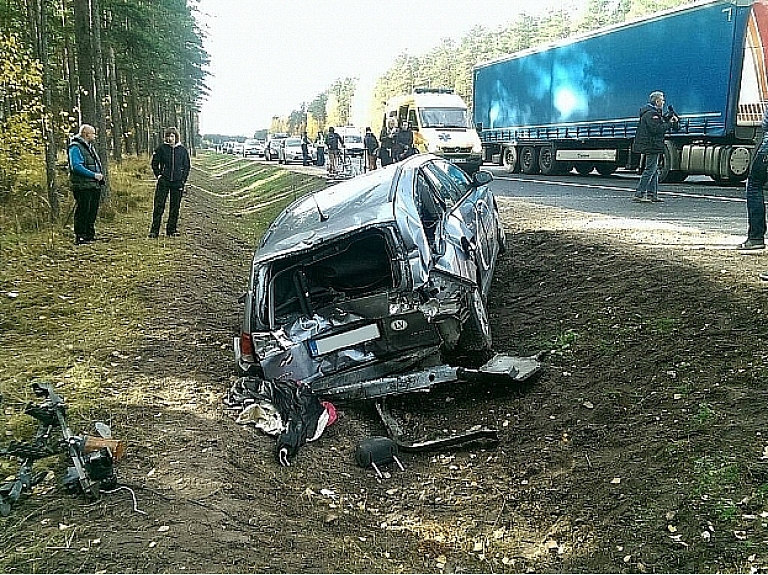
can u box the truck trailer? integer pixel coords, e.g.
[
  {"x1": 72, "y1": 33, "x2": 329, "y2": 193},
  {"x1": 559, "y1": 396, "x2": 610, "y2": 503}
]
[{"x1": 472, "y1": 0, "x2": 768, "y2": 183}]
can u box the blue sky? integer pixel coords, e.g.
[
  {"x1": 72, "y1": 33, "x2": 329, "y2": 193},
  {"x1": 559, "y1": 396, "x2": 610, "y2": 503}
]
[{"x1": 196, "y1": 0, "x2": 586, "y2": 136}]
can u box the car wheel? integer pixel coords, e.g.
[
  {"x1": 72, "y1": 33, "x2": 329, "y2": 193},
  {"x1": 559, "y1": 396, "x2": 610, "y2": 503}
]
[
  {"x1": 457, "y1": 287, "x2": 493, "y2": 360},
  {"x1": 575, "y1": 163, "x2": 594, "y2": 176}
]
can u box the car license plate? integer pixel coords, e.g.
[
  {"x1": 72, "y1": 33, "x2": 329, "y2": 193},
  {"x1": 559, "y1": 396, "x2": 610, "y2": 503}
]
[{"x1": 308, "y1": 324, "x2": 380, "y2": 356}]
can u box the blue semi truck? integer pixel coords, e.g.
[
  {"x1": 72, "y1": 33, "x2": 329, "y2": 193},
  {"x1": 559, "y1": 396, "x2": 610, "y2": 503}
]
[{"x1": 472, "y1": 0, "x2": 768, "y2": 183}]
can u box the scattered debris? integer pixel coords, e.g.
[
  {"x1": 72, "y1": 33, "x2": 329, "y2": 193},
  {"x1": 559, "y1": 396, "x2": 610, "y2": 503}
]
[
  {"x1": 0, "y1": 382, "x2": 125, "y2": 516},
  {"x1": 354, "y1": 436, "x2": 405, "y2": 478},
  {"x1": 225, "y1": 377, "x2": 337, "y2": 466}
]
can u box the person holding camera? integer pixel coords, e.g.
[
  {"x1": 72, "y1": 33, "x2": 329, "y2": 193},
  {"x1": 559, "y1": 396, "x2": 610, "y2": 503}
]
[
  {"x1": 68, "y1": 124, "x2": 105, "y2": 245},
  {"x1": 149, "y1": 126, "x2": 190, "y2": 238},
  {"x1": 632, "y1": 91, "x2": 678, "y2": 203}
]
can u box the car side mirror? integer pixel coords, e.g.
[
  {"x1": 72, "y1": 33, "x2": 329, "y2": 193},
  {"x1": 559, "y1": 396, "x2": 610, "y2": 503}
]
[
  {"x1": 475, "y1": 123, "x2": 483, "y2": 133},
  {"x1": 473, "y1": 170, "x2": 493, "y2": 186}
]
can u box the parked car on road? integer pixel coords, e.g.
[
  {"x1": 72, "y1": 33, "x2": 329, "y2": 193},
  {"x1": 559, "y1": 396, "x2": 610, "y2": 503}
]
[
  {"x1": 278, "y1": 137, "x2": 317, "y2": 164},
  {"x1": 264, "y1": 136, "x2": 288, "y2": 161},
  {"x1": 235, "y1": 153, "x2": 510, "y2": 400},
  {"x1": 243, "y1": 139, "x2": 264, "y2": 157}
]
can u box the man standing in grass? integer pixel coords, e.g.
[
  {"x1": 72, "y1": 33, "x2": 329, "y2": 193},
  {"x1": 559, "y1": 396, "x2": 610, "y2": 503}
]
[
  {"x1": 68, "y1": 124, "x2": 105, "y2": 245},
  {"x1": 149, "y1": 127, "x2": 190, "y2": 238}
]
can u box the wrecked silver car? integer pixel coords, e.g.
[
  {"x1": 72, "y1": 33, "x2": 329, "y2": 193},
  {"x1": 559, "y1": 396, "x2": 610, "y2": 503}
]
[{"x1": 235, "y1": 153, "x2": 537, "y2": 403}]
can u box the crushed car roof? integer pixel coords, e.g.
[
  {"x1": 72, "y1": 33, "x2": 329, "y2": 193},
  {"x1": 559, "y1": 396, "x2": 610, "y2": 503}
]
[{"x1": 255, "y1": 157, "x2": 429, "y2": 262}]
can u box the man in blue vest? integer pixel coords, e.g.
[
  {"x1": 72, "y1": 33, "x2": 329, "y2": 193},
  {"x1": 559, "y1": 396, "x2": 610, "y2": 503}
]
[{"x1": 68, "y1": 124, "x2": 104, "y2": 245}]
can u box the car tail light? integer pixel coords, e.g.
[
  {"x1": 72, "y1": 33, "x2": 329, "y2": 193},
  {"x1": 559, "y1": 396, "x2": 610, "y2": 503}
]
[{"x1": 239, "y1": 331, "x2": 256, "y2": 363}]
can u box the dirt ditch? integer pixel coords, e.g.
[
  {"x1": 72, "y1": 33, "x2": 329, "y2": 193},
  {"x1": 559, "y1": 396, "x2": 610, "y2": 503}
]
[{"x1": 4, "y1": 167, "x2": 768, "y2": 573}]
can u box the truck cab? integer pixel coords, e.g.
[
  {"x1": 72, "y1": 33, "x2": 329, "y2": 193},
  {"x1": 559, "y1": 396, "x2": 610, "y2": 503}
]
[{"x1": 384, "y1": 88, "x2": 483, "y2": 175}]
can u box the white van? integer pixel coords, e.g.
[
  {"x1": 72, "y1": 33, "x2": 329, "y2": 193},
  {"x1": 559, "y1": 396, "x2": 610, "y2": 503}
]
[
  {"x1": 334, "y1": 126, "x2": 365, "y2": 157},
  {"x1": 384, "y1": 88, "x2": 483, "y2": 174}
]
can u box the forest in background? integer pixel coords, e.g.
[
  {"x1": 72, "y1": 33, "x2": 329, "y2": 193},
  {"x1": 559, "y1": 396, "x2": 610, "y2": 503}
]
[
  {"x1": 0, "y1": 0, "x2": 207, "y2": 222},
  {"x1": 269, "y1": 0, "x2": 689, "y2": 139},
  {"x1": 1, "y1": 0, "x2": 690, "y2": 225}
]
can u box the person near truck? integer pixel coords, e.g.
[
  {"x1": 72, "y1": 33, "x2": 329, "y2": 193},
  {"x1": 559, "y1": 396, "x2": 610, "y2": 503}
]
[
  {"x1": 364, "y1": 127, "x2": 379, "y2": 171},
  {"x1": 742, "y1": 106, "x2": 768, "y2": 251},
  {"x1": 632, "y1": 91, "x2": 678, "y2": 203},
  {"x1": 315, "y1": 132, "x2": 325, "y2": 166},
  {"x1": 394, "y1": 121, "x2": 416, "y2": 162},
  {"x1": 68, "y1": 123, "x2": 105, "y2": 245},
  {"x1": 149, "y1": 126, "x2": 190, "y2": 238}
]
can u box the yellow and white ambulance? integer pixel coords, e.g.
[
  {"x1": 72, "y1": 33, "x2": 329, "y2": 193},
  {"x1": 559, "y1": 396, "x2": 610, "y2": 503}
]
[{"x1": 383, "y1": 88, "x2": 483, "y2": 174}]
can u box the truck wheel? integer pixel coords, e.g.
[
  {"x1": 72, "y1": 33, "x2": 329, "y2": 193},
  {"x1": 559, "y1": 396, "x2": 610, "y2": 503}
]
[
  {"x1": 659, "y1": 140, "x2": 681, "y2": 182},
  {"x1": 575, "y1": 163, "x2": 594, "y2": 176},
  {"x1": 502, "y1": 146, "x2": 519, "y2": 173},
  {"x1": 665, "y1": 171, "x2": 687, "y2": 183},
  {"x1": 595, "y1": 162, "x2": 617, "y2": 176},
  {"x1": 538, "y1": 146, "x2": 563, "y2": 175},
  {"x1": 520, "y1": 146, "x2": 539, "y2": 174}
]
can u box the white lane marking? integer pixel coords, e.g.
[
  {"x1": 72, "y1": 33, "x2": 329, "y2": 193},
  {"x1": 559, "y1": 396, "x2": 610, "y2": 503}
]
[{"x1": 493, "y1": 176, "x2": 746, "y2": 203}]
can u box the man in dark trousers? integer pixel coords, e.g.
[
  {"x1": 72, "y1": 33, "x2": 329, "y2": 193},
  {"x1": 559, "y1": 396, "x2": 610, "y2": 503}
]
[
  {"x1": 394, "y1": 121, "x2": 415, "y2": 162},
  {"x1": 632, "y1": 91, "x2": 678, "y2": 203},
  {"x1": 301, "y1": 131, "x2": 312, "y2": 166},
  {"x1": 743, "y1": 106, "x2": 768, "y2": 252},
  {"x1": 68, "y1": 124, "x2": 105, "y2": 245},
  {"x1": 363, "y1": 127, "x2": 379, "y2": 171},
  {"x1": 149, "y1": 126, "x2": 191, "y2": 238}
]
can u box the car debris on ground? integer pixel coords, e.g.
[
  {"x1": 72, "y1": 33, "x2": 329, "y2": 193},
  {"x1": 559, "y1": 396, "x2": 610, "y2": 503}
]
[{"x1": 0, "y1": 382, "x2": 126, "y2": 516}]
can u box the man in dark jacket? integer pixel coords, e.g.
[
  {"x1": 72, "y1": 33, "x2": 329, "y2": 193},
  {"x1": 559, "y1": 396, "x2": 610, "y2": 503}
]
[
  {"x1": 632, "y1": 91, "x2": 678, "y2": 203},
  {"x1": 394, "y1": 121, "x2": 415, "y2": 162},
  {"x1": 149, "y1": 126, "x2": 191, "y2": 237},
  {"x1": 325, "y1": 127, "x2": 345, "y2": 176},
  {"x1": 742, "y1": 106, "x2": 768, "y2": 251},
  {"x1": 301, "y1": 131, "x2": 312, "y2": 166},
  {"x1": 363, "y1": 127, "x2": 379, "y2": 171},
  {"x1": 68, "y1": 124, "x2": 105, "y2": 244}
]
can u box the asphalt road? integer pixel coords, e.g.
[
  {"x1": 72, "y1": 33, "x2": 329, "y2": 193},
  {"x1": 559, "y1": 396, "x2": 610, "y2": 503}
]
[
  {"x1": 245, "y1": 152, "x2": 749, "y2": 241},
  {"x1": 486, "y1": 167, "x2": 748, "y2": 240}
]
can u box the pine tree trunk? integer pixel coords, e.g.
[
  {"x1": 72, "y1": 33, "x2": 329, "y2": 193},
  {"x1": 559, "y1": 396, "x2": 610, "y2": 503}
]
[
  {"x1": 72, "y1": 0, "x2": 95, "y2": 123},
  {"x1": 90, "y1": 0, "x2": 109, "y2": 199},
  {"x1": 108, "y1": 46, "x2": 123, "y2": 163},
  {"x1": 37, "y1": 0, "x2": 60, "y2": 219}
]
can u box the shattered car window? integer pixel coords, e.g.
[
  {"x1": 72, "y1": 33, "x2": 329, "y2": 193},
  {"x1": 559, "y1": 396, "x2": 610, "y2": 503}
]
[
  {"x1": 441, "y1": 160, "x2": 473, "y2": 195},
  {"x1": 423, "y1": 162, "x2": 463, "y2": 206}
]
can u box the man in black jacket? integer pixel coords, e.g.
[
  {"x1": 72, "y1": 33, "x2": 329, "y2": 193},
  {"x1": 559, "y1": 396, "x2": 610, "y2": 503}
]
[
  {"x1": 632, "y1": 91, "x2": 678, "y2": 203},
  {"x1": 149, "y1": 127, "x2": 191, "y2": 237}
]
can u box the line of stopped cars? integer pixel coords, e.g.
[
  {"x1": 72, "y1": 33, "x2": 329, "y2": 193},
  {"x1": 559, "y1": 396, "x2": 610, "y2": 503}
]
[{"x1": 234, "y1": 153, "x2": 541, "y2": 447}]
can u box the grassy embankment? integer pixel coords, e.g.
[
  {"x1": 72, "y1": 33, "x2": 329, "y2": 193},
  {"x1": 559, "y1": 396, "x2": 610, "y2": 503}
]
[{"x1": 0, "y1": 151, "x2": 321, "y2": 477}]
